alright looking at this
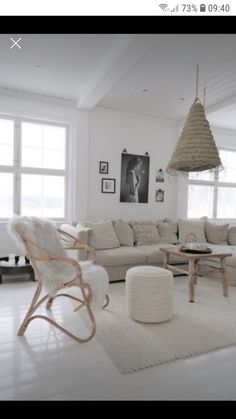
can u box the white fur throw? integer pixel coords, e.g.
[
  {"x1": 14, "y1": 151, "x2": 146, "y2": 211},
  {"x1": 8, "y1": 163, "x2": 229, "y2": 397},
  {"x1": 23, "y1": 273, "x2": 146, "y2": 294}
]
[
  {"x1": 8, "y1": 215, "x2": 109, "y2": 309},
  {"x1": 80, "y1": 261, "x2": 109, "y2": 311}
]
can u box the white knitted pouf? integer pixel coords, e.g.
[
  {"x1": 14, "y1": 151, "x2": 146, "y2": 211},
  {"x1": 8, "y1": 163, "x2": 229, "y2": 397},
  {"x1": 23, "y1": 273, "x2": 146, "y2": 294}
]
[{"x1": 126, "y1": 266, "x2": 174, "y2": 323}]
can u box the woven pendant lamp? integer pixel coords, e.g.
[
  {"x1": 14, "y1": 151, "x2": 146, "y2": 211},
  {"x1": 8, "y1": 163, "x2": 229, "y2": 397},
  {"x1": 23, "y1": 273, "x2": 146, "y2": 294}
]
[{"x1": 167, "y1": 66, "x2": 222, "y2": 173}]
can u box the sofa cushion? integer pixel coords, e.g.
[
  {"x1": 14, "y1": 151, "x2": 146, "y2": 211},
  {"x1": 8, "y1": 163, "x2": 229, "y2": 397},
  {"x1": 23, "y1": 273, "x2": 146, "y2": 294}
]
[
  {"x1": 202, "y1": 243, "x2": 235, "y2": 268},
  {"x1": 137, "y1": 244, "x2": 187, "y2": 264},
  {"x1": 163, "y1": 218, "x2": 177, "y2": 224},
  {"x1": 227, "y1": 246, "x2": 236, "y2": 267},
  {"x1": 136, "y1": 245, "x2": 164, "y2": 264},
  {"x1": 113, "y1": 219, "x2": 134, "y2": 246},
  {"x1": 205, "y1": 220, "x2": 229, "y2": 244},
  {"x1": 62, "y1": 223, "x2": 89, "y2": 243},
  {"x1": 227, "y1": 226, "x2": 236, "y2": 245},
  {"x1": 157, "y1": 220, "x2": 178, "y2": 244},
  {"x1": 82, "y1": 220, "x2": 120, "y2": 250},
  {"x1": 95, "y1": 246, "x2": 147, "y2": 266},
  {"x1": 61, "y1": 223, "x2": 89, "y2": 261},
  {"x1": 129, "y1": 221, "x2": 160, "y2": 245},
  {"x1": 178, "y1": 219, "x2": 206, "y2": 243}
]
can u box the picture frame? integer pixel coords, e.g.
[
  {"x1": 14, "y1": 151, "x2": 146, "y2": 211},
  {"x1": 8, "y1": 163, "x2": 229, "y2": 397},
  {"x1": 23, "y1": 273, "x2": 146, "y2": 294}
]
[
  {"x1": 101, "y1": 178, "x2": 116, "y2": 194},
  {"x1": 155, "y1": 189, "x2": 164, "y2": 202},
  {"x1": 155, "y1": 168, "x2": 164, "y2": 182},
  {"x1": 99, "y1": 161, "x2": 109, "y2": 174},
  {"x1": 120, "y1": 152, "x2": 150, "y2": 203}
]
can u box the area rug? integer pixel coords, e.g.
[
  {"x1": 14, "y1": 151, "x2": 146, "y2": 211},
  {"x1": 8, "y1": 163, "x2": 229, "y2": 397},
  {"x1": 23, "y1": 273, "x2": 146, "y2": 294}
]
[{"x1": 83, "y1": 277, "x2": 236, "y2": 374}]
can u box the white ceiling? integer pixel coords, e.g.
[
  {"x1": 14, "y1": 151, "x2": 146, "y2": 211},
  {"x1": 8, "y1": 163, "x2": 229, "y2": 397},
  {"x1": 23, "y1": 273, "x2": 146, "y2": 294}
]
[{"x1": 1, "y1": 34, "x2": 236, "y2": 130}]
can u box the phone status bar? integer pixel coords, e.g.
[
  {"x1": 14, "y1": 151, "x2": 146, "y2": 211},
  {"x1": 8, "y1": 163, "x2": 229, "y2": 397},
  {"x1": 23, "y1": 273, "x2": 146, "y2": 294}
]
[
  {"x1": 0, "y1": 0, "x2": 234, "y2": 16},
  {"x1": 158, "y1": 3, "x2": 231, "y2": 14}
]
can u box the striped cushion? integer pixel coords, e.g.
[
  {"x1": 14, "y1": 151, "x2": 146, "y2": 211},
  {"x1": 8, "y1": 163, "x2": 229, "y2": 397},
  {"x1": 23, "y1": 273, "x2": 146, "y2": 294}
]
[{"x1": 83, "y1": 221, "x2": 120, "y2": 250}]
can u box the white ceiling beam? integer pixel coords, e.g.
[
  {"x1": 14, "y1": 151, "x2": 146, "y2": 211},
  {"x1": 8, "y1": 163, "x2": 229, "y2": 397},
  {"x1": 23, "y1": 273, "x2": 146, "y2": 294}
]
[
  {"x1": 206, "y1": 94, "x2": 236, "y2": 115},
  {"x1": 0, "y1": 86, "x2": 76, "y2": 107},
  {"x1": 77, "y1": 34, "x2": 159, "y2": 109}
]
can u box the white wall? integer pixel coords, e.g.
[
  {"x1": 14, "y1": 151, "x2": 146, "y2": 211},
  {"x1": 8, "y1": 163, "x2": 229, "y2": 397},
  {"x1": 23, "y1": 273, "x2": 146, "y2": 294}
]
[{"x1": 88, "y1": 107, "x2": 178, "y2": 221}]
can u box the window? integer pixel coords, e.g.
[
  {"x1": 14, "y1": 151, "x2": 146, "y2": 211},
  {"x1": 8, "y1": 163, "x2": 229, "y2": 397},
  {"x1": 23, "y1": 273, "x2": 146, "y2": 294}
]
[
  {"x1": 188, "y1": 149, "x2": 236, "y2": 219},
  {"x1": 0, "y1": 117, "x2": 68, "y2": 219}
]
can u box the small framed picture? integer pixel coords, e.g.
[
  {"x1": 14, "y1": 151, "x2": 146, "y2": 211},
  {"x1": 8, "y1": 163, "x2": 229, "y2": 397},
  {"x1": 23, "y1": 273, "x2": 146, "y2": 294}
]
[
  {"x1": 155, "y1": 169, "x2": 164, "y2": 182},
  {"x1": 101, "y1": 178, "x2": 116, "y2": 194},
  {"x1": 155, "y1": 189, "x2": 164, "y2": 202},
  {"x1": 99, "y1": 161, "x2": 109, "y2": 174}
]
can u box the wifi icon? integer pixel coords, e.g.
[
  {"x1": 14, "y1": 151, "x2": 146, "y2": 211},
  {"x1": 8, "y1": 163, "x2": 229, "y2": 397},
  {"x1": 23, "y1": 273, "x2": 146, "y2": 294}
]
[{"x1": 159, "y1": 4, "x2": 169, "y2": 11}]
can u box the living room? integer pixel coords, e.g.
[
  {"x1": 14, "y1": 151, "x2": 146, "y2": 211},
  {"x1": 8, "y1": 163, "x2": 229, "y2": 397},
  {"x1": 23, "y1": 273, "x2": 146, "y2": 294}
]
[{"x1": 1, "y1": 32, "x2": 236, "y2": 401}]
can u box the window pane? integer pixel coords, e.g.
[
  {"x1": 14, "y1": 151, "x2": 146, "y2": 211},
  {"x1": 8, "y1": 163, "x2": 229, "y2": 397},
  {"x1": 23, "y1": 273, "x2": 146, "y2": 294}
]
[
  {"x1": 218, "y1": 149, "x2": 236, "y2": 183},
  {"x1": 189, "y1": 170, "x2": 214, "y2": 181},
  {"x1": 188, "y1": 184, "x2": 214, "y2": 218},
  {"x1": 0, "y1": 173, "x2": 13, "y2": 217},
  {"x1": 0, "y1": 119, "x2": 14, "y2": 166},
  {"x1": 217, "y1": 187, "x2": 236, "y2": 218},
  {"x1": 21, "y1": 122, "x2": 66, "y2": 169},
  {"x1": 21, "y1": 174, "x2": 65, "y2": 218}
]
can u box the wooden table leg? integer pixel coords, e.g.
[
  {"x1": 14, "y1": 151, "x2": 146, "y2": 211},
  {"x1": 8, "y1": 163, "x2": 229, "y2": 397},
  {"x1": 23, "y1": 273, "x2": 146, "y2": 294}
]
[
  {"x1": 194, "y1": 260, "x2": 198, "y2": 284},
  {"x1": 220, "y1": 257, "x2": 228, "y2": 297},
  {"x1": 189, "y1": 259, "x2": 197, "y2": 303}
]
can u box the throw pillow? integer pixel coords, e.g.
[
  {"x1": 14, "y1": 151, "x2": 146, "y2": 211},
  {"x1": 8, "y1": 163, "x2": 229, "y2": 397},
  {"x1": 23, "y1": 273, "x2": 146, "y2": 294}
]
[
  {"x1": 178, "y1": 218, "x2": 207, "y2": 243},
  {"x1": 227, "y1": 226, "x2": 236, "y2": 245},
  {"x1": 163, "y1": 217, "x2": 177, "y2": 223},
  {"x1": 157, "y1": 220, "x2": 178, "y2": 244},
  {"x1": 82, "y1": 220, "x2": 120, "y2": 250},
  {"x1": 129, "y1": 221, "x2": 160, "y2": 245},
  {"x1": 205, "y1": 220, "x2": 229, "y2": 244},
  {"x1": 113, "y1": 219, "x2": 134, "y2": 246}
]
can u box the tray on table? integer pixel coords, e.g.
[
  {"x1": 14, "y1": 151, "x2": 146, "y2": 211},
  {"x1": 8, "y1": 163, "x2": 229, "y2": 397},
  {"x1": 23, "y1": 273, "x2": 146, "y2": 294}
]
[{"x1": 180, "y1": 245, "x2": 212, "y2": 254}]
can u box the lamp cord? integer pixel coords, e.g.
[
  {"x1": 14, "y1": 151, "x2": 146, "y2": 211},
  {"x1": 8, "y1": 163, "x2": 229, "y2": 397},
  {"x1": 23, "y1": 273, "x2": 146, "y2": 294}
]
[{"x1": 195, "y1": 64, "x2": 199, "y2": 101}]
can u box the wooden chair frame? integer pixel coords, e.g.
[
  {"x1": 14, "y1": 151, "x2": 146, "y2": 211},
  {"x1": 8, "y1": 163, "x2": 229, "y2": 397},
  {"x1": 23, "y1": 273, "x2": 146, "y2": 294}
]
[{"x1": 16, "y1": 227, "x2": 109, "y2": 343}]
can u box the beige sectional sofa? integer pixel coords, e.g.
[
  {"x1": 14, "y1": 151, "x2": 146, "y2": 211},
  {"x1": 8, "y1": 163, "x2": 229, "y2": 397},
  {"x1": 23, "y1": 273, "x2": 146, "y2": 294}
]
[{"x1": 61, "y1": 218, "x2": 236, "y2": 286}]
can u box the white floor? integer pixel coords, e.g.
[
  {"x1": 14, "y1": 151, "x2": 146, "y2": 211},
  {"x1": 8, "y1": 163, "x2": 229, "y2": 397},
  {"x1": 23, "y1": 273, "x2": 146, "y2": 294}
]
[{"x1": 1, "y1": 277, "x2": 236, "y2": 400}]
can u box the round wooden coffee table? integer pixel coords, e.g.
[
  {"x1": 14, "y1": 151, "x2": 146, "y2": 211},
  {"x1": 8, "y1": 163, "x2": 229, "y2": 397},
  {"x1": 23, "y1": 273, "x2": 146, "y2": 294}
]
[{"x1": 0, "y1": 257, "x2": 35, "y2": 284}]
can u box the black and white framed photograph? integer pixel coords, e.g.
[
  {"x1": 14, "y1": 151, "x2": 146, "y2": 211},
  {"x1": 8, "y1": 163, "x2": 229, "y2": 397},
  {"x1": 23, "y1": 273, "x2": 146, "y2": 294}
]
[
  {"x1": 155, "y1": 189, "x2": 164, "y2": 202},
  {"x1": 101, "y1": 178, "x2": 116, "y2": 193},
  {"x1": 120, "y1": 152, "x2": 150, "y2": 203},
  {"x1": 99, "y1": 161, "x2": 109, "y2": 174},
  {"x1": 155, "y1": 169, "x2": 164, "y2": 182}
]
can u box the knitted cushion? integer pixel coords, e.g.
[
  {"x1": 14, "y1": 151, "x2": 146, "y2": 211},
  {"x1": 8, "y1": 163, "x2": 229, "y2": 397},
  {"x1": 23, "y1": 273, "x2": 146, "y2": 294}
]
[
  {"x1": 157, "y1": 220, "x2": 178, "y2": 244},
  {"x1": 129, "y1": 221, "x2": 160, "y2": 246}
]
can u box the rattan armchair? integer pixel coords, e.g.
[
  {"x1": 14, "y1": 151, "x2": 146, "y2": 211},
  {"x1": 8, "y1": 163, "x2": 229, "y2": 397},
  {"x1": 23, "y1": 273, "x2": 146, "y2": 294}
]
[{"x1": 8, "y1": 216, "x2": 109, "y2": 343}]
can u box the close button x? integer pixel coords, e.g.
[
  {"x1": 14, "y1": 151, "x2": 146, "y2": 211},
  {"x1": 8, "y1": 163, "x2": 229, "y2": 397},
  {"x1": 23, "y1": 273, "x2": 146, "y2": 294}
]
[{"x1": 10, "y1": 37, "x2": 22, "y2": 50}]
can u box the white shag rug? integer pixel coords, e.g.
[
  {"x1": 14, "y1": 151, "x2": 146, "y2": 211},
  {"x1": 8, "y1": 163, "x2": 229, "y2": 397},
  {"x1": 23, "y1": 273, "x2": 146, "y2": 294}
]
[{"x1": 82, "y1": 277, "x2": 236, "y2": 374}]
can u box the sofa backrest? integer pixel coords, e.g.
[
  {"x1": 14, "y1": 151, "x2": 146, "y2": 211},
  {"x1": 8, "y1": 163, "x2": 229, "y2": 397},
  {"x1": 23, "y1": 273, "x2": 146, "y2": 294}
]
[{"x1": 71, "y1": 217, "x2": 236, "y2": 250}]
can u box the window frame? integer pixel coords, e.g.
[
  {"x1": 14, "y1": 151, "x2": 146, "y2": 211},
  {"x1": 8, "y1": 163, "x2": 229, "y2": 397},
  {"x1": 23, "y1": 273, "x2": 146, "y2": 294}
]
[
  {"x1": 0, "y1": 115, "x2": 69, "y2": 221},
  {"x1": 188, "y1": 147, "x2": 236, "y2": 221}
]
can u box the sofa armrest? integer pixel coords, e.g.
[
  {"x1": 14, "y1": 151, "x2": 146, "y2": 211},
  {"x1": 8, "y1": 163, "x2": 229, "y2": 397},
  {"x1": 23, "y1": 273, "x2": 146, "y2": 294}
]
[{"x1": 60, "y1": 224, "x2": 91, "y2": 261}]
